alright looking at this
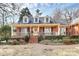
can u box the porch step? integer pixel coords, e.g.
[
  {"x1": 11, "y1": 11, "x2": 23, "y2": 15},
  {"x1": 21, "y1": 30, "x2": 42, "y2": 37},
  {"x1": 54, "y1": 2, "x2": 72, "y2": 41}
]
[{"x1": 29, "y1": 35, "x2": 38, "y2": 43}]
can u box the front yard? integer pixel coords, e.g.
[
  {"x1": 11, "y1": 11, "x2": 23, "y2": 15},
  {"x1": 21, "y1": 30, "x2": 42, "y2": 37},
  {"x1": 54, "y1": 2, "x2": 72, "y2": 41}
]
[{"x1": 0, "y1": 44, "x2": 79, "y2": 56}]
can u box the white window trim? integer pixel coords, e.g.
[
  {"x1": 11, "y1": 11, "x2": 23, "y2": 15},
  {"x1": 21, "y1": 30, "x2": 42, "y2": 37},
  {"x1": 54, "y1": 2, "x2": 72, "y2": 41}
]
[
  {"x1": 44, "y1": 27, "x2": 51, "y2": 35},
  {"x1": 23, "y1": 17, "x2": 29, "y2": 23},
  {"x1": 44, "y1": 27, "x2": 51, "y2": 33},
  {"x1": 21, "y1": 28, "x2": 28, "y2": 36},
  {"x1": 34, "y1": 17, "x2": 39, "y2": 23},
  {"x1": 60, "y1": 27, "x2": 66, "y2": 35},
  {"x1": 44, "y1": 17, "x2": 50, "y2": 23}
]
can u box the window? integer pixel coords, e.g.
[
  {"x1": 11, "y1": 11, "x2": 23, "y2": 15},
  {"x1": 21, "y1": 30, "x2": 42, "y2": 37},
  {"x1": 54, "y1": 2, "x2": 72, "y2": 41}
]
[
  {"x1": 23, "y1": 17, "x2": 28, "y2": 23},
  {"x1": 25, "y1": 18, "x2": 27, "y2": 22},
  {"x1": 34, "y1": 18, "x2": 39, "y2": 23},
  {"x1": 21, "y1": 28, "x2": 28, "y2": 35},
  {"x1": 35, "y1": 18, "x2": 38, "y2": 22},
  {"x1": 46, "y1": 18, "x2": 49, "y2": 22},
  {"x1": 44, "y1": 27, "x2": 51, "y2": 34},
  {"x1": 60, "y1": 28, "x2": 66, "y2": 35},
  {"x1": 44, "y1": 17, "x2": 50, "y2": 23}
]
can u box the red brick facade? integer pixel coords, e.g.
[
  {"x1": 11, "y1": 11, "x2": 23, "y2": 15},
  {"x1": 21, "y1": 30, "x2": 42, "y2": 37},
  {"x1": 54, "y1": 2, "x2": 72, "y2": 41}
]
[{"x1": 67, "y1": 24, "x2": 79, "y2": 36}]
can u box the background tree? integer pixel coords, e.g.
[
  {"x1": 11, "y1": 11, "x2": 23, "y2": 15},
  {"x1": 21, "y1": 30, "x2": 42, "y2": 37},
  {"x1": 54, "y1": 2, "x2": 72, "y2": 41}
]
[
  {"x1": 0, "y1": 3, "x2": 11, "y2": 25},
  {"x1": 63, "y1": 9, "x2": 73, "y2": 24},
  {"x1": 73, "y1": 8, "x2": 79, "y2": 18},
  {"x1": 9, "y1": 3, "x2": 23, "y2": 23},
  {"x1": 0, "y1": 25, "x2": 11, "y2": 43},
  {"x1": 52, "y1": 8, "x2": 79, "y2": 25},
  {"x1": 19, "y1": 7, "x2": 32, "y2": 21},
  {"x1": 35, "y1": 9, "x2": 42, "y2": 17},
  {"x1": 53, "y1": 8, "x2": 63, "y2": 20},
  {"x1": 0, "y1": 3, "x2": 24, "y2": 25}
]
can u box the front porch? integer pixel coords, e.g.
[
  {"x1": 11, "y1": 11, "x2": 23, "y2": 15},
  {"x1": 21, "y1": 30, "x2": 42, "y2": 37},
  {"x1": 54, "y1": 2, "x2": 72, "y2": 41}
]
[
  {"x1": 11, "y1": 24, "x2": 61, "y2": 43},
  {"x1": 13, "y1": 24, "x2": 60, "y2": 36}
]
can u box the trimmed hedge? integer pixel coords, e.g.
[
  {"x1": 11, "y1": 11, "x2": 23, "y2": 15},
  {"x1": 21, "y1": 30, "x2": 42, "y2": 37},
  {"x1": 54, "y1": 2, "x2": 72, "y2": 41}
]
[
  {"x1": 38, "y1": 35, "x2": 44, "y2": 42},
  {"x1": 38, "y1": 35, "x2": 79, "y2": 45}
]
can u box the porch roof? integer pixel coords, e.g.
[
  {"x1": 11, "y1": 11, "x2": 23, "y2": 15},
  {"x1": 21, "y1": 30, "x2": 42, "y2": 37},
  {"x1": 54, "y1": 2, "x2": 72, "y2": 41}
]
[{"x1": 13, "y1": 23, "x2": 61, "y2": 27}]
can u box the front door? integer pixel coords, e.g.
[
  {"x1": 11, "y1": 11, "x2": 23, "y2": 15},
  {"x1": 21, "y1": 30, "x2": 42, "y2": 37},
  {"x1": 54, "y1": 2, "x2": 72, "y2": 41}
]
[{"x1": 32, "y1": 27, "x2": 39, "y2": 36}]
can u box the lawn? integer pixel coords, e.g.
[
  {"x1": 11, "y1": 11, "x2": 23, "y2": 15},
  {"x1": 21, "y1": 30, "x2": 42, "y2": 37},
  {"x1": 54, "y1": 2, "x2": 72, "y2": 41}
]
[{"x1": 0, "y1": 44, "x2": 79, "y2": 56}]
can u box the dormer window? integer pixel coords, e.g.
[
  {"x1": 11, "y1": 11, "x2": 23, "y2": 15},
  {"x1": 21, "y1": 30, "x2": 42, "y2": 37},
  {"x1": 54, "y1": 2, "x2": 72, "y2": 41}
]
[
  {"x1": 35, "y1": 18, "x2": 38, "y2": 22},
  {"x1": 23, "y1": 16, "x2": 29, "y2": 23},
  {"x1": 44, "y1": 17, "x2": 50, "y2": 23},
  {"x1": 46, "y1": 18, "x2": 49, "y2": 22},
  {"x1": 24, "y1": 18, "x2": 27, "y2": 22},
  {"x1": 34, "y1": 17, "x2": 39, "y2": 23}
]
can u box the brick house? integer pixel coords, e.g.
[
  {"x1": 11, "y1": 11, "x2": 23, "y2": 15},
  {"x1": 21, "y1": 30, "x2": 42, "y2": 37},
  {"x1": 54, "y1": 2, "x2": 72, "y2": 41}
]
[
  {"x1": 11, "y1": 15, "x2": 66, "y2": 43},
  {"x1": 66, "y1": 17, "x2": 79, "y2": 36}
]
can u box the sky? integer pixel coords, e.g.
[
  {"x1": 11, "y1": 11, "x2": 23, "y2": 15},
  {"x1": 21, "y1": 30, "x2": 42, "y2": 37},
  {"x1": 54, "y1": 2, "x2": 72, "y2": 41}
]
[
  {"x1": 21, "y1": 3, "x2": 79, "y2": 16},
  {"x1": 9, "y1": 3, "x2": 79, "y2": 23}
]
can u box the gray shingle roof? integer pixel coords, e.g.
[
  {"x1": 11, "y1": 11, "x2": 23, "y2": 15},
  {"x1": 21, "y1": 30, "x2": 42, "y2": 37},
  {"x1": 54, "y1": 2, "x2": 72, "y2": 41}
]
[{"x1": 18, "y1": 16, "x2": 67, "y2": 25}]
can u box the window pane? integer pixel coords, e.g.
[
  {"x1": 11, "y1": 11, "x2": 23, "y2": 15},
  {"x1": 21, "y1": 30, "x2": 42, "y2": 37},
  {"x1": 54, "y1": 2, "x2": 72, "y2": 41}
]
[
  {"x1": 46, "y1": 18, "x2": 49, "y2": 22},
  {"x1": 35, "y1": 18, "x2": 38, "y2": 22},
  {"x1": 25, "y1": 18, "x2": 27, "y2": 22}
]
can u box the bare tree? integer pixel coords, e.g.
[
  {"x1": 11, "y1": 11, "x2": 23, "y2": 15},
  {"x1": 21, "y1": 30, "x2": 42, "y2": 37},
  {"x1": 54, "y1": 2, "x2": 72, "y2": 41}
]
[
  {"x1": 9, "y1": 3, "x2": 24, "y2": 23},
  {"x1": 53, "y1": 8, "x2": 63, "y2": 20},
  {"x1": 0, "y1": 3, "x2": 24, "y2": 25},
  {"x1": 73, "y1": 8, "x2": 79, "y2": 18},
  {"x1": 0, "y1": 3, "x2": 11, "y2": 25},
  {"x1": 63, "y1": 9, "x2": 73, "y2": 24},
  {"x1": 52, "y1": 8, "x2": 79, "y2": 24}
]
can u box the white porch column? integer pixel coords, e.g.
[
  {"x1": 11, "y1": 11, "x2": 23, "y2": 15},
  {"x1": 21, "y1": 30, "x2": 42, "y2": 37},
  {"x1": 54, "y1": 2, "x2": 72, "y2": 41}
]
[
  {"x1": 58, "y1": 25, "x2": 60, "y2": 35},
  {"x1": 30, "y1": 26, "x2": 32, "y2": 35},
  {"x1": 11, "y1": 25, "x2": 16, "y2": 36},
  {"x1": 38, "y1": 26, "x2": 39, "y2": 34}
]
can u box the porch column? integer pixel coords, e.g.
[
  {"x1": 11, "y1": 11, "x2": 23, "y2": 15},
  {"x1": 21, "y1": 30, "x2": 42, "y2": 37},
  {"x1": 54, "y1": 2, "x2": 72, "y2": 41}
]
[
  {"x1": 30, "y1": 26, "x2": 31, "y2": 35},
  {"x1": 78, "y1": 24, "x2": 79, "y2": 34},
  {"x1": 58, "y1": 25, "x2": 60, "y2": 35},
  {"x1": 11, "y1": 25, "x2": 16, "y2": 36},
  {"x1": 38, "y1": 26, "x2": 39, "y2": 35}
]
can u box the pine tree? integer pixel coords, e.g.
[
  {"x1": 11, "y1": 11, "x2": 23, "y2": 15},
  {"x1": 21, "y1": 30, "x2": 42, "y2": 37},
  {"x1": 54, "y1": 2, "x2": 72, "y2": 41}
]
[{"x1": 19, "y1": 7, "x2": 32, "y2": 21}]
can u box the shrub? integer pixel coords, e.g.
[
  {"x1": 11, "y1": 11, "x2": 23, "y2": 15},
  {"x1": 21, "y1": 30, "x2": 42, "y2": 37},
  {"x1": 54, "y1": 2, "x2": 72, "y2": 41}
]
[
  {"x1": 72, "y1": 39, "x2": 79, "y2": 44},
  {"x1": 63, "y1": 39, "x2": 75, "y2": 45},
  {"x1": 39, "y1": 40, "x2": 52, "y2": 45},
  {"x1": 0, "y1": 38, "x2": 5, "y2": 41},
  {"x1": 0, "y1": 25, "x2": 11, "y2": 43},
  {"x1": 52, "y1": 39, "x2": 58, "y2": 43},
  {"x1": 52, "y1": 36, "x2": 65, "y2": 40},
  {"x1": 38, "y1": 35, "x2": 44, "y2": 42},
  {"x1": 24, "y1": 35, "x2": 30, "y2": 42},
  {"x1": 19, "y1": 39, "x2": 26, "y2": 44},
  {"x1": 70, "y1": 36, "x2": 79, "y2": 39},
  {"x1": 12, "y1": 40, "x2": 19, "y2": 45},
  {"x1": 58, "y1": 39, "x2": 63, "y2": 43},
  {"x1": 45, "y1": 36, "x2": 53, "y2": 40}
]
